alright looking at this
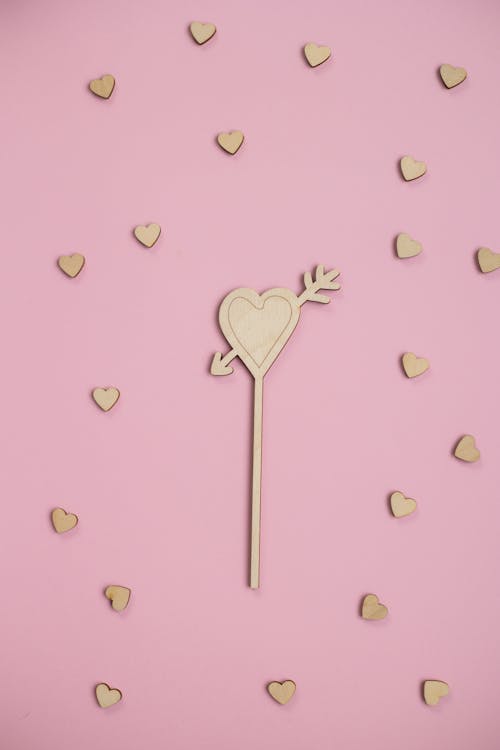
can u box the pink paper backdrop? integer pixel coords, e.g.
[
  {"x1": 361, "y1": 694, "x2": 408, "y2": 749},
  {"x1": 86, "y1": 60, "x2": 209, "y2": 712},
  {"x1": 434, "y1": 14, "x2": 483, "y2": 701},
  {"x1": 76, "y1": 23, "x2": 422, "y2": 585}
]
[{"x1": 1, "y1": 0, "x2": 500, "y2": 748}]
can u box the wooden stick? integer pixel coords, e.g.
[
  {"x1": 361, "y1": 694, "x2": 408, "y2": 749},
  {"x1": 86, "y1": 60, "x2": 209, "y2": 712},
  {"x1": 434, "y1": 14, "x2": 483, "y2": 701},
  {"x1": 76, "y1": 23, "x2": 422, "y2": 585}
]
[{"x1": 250, "y1": 376, "x2": 264, "y2": 589}]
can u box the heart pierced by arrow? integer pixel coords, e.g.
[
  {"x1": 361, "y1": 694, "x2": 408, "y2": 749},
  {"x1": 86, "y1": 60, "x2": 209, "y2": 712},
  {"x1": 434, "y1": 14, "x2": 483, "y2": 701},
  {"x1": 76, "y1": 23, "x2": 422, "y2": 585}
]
[{"x1": 211, "y1": 265, "x2": 341, "y2": 588}]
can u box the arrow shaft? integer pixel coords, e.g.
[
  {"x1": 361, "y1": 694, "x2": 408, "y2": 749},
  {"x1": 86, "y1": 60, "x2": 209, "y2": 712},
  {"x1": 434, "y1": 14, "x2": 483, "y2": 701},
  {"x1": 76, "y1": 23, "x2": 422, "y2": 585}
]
[
  {"x1": 222, "y1": 349, "x2": 237, "y2": 366},
  {"x1": 250, "y1": 376, "x2": 264, "y2": 589}
]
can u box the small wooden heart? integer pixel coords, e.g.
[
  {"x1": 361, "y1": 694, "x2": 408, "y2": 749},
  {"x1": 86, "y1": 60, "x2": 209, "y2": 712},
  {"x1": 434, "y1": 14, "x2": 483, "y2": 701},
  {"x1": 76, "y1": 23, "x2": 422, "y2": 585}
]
[
  {"x1": 267, "y1": 680, "x2": 296, "y2": 705},
  {"x1": 400, "y1": 156, "x2": 427, "y2": 181},
  {"x1": 105, "y1": 585, "x2": 131, "y2": 612},
  {"x1": 396, "y1": 233, "x2": 422, "y2": 259},
  {"x1": 95, "y1": 683, "x2": 122, "y2": 708},
  {"x1": 92, "y1": 387, "x2": 120, "y2": 412},
  {"x1": 89, "y1": 74, "x2": 115, "y2": 99},
  {"x1": 423, "y1": 680, "x2": 449, "y2": 706},
  {"x1": 190, "y1": 21, "x2": 216, "y2": 44},
  {"x1": 440, "y1": 64, "x2": 467, "y2": 89},
  {"x1": 134, "y1": 223, "x2": 161, "y2": 248},
  {"x1": 51, "y1": 507, "x2": 78, "y2": 533},
  {"x1": 390, "y1": 491, "x2": 417, "y2": 518},
  {"x1": 477, "y1": 247, "x2": 500, "y2": 274},
  {"x1": 219, "y1": 288, "x2": 300, "y2": 378},
  {"x1": 362, "y1": 594, "x2": 388, "y2": 620},
  {"x1": 402, "y1": 352, "x2": 430, "y2": 378},
  {"x1": 304, "y1": 43, "x2": 331, "y2": 67},
  {"x1": 217, "y1": 131, "x2": 244, "y2": 155},
  {"x1": 454, "y1": 434, "x2": 480, "y2": 462},
  {"x1": 58, "y1": 253, "x2": 85, "y2": 278}
]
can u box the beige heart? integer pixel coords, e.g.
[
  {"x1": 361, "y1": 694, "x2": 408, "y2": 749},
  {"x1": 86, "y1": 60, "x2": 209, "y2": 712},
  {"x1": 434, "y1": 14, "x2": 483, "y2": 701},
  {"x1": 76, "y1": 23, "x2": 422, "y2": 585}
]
[
  {"x1": 304, "y1": 43, "x2": 331, "y2": 67},
  {"x1": 454, "y1": 434, "x2": 480, "y2": 463},
  {"x1": 362, "y1": 594, "x2": 388, "y2": 620},
  {"x1": 267, "y1": 680, "x2": 296, "y2": 705},
  {"x1": 190, "y1": 21, "x2": 216, "y2": 45},
  {"x1": 58, "y1": 253, "x2": 85, "y2": 278},
  {"x1": 134, "y1": 223, "x2": 161, "y2": 248},
  {"x1": 402, "y1": 352, "x2": 430, "y2": 378},
  {"x1": 95, "y1": 683, "x2": 122, "y2": 708},
  {"x1": 51, "y1": 507, "x2": 78, "y2": 533},
  {"x1": 400, "y1": 156, "x2": 427, "y2": 181},
  {"x1": 390, "y1": 491, "x2": 417, "y2": 518},
  {"x1": 89, "y1": 74, "x2": 115, "y2": 99},
  {"x1": 477, "y1": 247, "x2": 500, "y2": 274},
  {"x1": 396, "y1": 233, "x2": 422, "y2": 259},
  {"x1": 423, "y1": 680, "x2": 449, "y2": 706},
  {"x1": 92, "y1": 387, "x2": 120, "y2": 412},
  {"x1": 217, "y1": 131, "x2": 244, "y2": 155},
  {"x1": 105, "y1": 585, "x2": 131, "y2": 612},
  {"x1": 219, "y1": 288, "x2": 300, "y2": 378},
  {"x1": 440, "y1": 64, "x2": 467, "y2": 89}
]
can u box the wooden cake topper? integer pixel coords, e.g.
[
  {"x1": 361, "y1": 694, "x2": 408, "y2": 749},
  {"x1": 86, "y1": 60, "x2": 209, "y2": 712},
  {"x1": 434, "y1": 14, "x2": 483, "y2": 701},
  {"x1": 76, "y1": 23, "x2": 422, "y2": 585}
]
[{"x1": 211, "y1": 265, "x2": 341, "y2": 588}]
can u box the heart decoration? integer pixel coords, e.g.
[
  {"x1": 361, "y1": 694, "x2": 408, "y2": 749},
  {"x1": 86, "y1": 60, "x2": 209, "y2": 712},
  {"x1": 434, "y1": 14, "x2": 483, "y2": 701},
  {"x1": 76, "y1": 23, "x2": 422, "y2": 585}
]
[
  {"x1": 362, "y1": 594, "x2": 388, "y2": 620},
  {"x1": 390, "y1": 491, "x2": 417, "y2": 518},
  {"x1": 51, "y1": 507, "x2": 78, "y2": 533},
  {"x1": 400, "y1": 156, "x2": 427, "y2": 182},
  {"x1": 304, "y1": 43, "x2": 331, "y2": 67},
  {"x1": 440, "y1": 64, "x2": 467, "y2": 89},
  {"x1": 92, "y1": 387, "x2": 120, "y2": 412},
  {"x1": 58, "y1": 253, "x2": 85, "y2": 278},
  {"x1": 218, "y1": 288, "x2": 300, "y2": 379},
  {"x1": 402, "y1": 352, "x2": 430, "y2": 378},
  {"x1": 454, "y1": 434, "x2": 480, "y2": 462},
  {"x1": 134, "y1": 223, "x2": 161, "y2": 248},
  {"x1": 105, "y1": 585, "x2": 131, "y2": 612},
  {"x1": 423, "y1": 680, "x2": 449, "y2": 706},
  {"x1": 267, "y1": 680, "x2": 296, "y2": 705},
  {"x1": 89, "y1": 74, "x2": 115, "y2": 99},
  {"x1": 95, "y1": 683, "x2": 122, "y2": 708},
  {"x1": 217, "y1": 131, "x2": 244, "y2": 155},
  {"x1": 396, "y1": 233, "x2": 422, "y2": 259},
  {"x1": 477, "y1": 247, "x2": 500, "y2": 274},
  {"x1": 190, "y1": 21, "x2": 216, "y2": 44}
]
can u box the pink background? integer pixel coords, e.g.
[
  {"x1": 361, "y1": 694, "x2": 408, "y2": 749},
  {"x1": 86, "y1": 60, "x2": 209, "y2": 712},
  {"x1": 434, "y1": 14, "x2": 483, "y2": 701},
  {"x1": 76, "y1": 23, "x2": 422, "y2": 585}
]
[{"x1": 1, "y1": 0, "x2": 500, "y2": 748}]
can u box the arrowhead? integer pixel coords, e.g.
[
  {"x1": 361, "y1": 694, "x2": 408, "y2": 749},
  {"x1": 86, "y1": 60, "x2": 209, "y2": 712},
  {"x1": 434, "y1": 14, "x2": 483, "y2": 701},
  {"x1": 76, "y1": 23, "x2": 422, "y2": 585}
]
[{"x1": 210, "y1": 352, "x2": 234, "y2": 376}]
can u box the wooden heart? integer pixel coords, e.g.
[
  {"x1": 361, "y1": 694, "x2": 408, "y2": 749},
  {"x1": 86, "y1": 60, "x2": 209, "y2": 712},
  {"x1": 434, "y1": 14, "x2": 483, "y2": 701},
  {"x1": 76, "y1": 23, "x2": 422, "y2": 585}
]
[
  {"x1": 400, "y1": 156, "x2": 427, "y2": 181},
  {"x1": 440, "y1": 64, "x2": 467, "y2": 89},
  {"x1": 134, "y1": 223, "x2": 161, "y2": 247},
  {"x1": 454, "y1": 434, "x2": 480, "y2": 462},
  {"x1": 267, "y1": 680, "x2": 296, "y2": 705},
  {"x1": 219, "y1": 288, "x2": 300, "y2": 378},
  {"x1": 217, "y1": 131, "x2": 244, "y2": 155},
  {"x1": 92, "y1": 387, "x2": 120, "y2": 412},
  {"x1": 190, "y1": 21, "x2": 216, "y2": 44},
  {"x1": 51, "y1": 507, "x2": 78, "y2": 533},
  {"x1": 58, "y1": 253, "x2": 85, "y2": 278},
  {"x1": 304, "y1": 43, "x2": 331, "y2": 67},
  {"x1": 402, "y1": 352, "x2": 430, "y2": 378},
  {"x1": 423, "y1": 680, "x2": 449, "y2": 706},
  {"x1": 390, "y1": 491, "x2": 417, "y2": 518},
  {"x1": 362, "y1": 594, "x2": 388, "y2": 620},
  {"x1": 95, "y1": 683, "x2": 122, "y2": 708},
  {"x1": 105, "y1": 585, "x2": 131, "y2": 612},
  {"x1": 477, "y1": 247, "x2": 500, "y2": 274},
  {"x1": 89, "y1": 74, "x2": 115, "y2": 99},
  {"x1": 396, "y1": 233, "x2": 422, "y2": 259}
]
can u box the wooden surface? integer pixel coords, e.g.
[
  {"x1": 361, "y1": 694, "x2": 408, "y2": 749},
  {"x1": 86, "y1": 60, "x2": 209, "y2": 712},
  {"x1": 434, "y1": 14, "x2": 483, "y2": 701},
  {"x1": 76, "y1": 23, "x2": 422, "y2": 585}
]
[
  {"x1": 402, "y1": 352, "x2": 430, "y2": 378},
  {"x1": 105, "y1": 585, "x2": 131, "y2": 612},
  {"x1": 390, "y1": 491, "x2": 417, "y2": 518},
  {"x1": 267, "y1": 680, "x2": 296, "y2": 704},
  {"x1": 57, "y1": 253, "x2": 85, "y2": 278},
  {"x1": 477, "y1": 247, "x2": 500, "y2": 273},
  {"x1": 303, "y1": 43, "x2": 331, "y2": 67},
  {"x1": 92, "y1": 387, "x2": 120, "y2": 411},
  {"x1": 217, "y1": 131, "x2": 244, "y2": 154},
  {"x1": 440, "y1": 64, "x2": 467, "y2": 88},
  {"x1": 454, "y1": 434, "x2": 480, "y2": 462},
  {"x1": 190, "y1": 21, "x2": 216, "y2": 44},
  {"x1": 396, "y1": 233, "x2": 422, "y2": 259},
  {"x1": 89, "y1": 74, "x2": 115, "y2": 99},
  {"x1": 95, "y1": 683, "x2": 122, "y2": 708},
  {"x1": 400, "y1": 155, "x2": 427, "y2": 181},
  {"x1": 362, "y1": 594, "x2": 388, "y2": 620},
  {"x1": 423, "y1": 680, "x2": 449, "y2": 706},
  {"x1": 51, "y1": 507, "x2": 78, "y2": 533}
]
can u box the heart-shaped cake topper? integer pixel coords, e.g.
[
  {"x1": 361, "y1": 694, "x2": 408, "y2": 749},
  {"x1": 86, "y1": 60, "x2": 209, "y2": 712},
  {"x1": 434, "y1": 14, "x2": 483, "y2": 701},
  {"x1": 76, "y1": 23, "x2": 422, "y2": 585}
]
[
  {"x1": 211, "y1": 266, "x2": 340, "y2": 588},
  {"x1": 267, "y1": 680, "x2": 296, "y2": 704}
]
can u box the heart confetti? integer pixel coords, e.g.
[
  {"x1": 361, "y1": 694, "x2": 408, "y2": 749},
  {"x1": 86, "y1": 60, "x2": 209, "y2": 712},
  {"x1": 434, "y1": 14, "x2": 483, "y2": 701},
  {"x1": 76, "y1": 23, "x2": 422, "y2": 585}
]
[
  {"x1": 477, "y1": 247, "x2": 500, "y2": 274},
  {"x1": 58, "y1": 253, "x2": 85, "y2": 278},
  {"x1": 133, "y1": 223, "x2": 161, "y2": 248},
  {"x1": 51, "y1": 507, "x2": 78, "y2": 533},
  {"x1": 267, "y1": 680, "x2": 296, "y2": 705},
  {"x1": 396, "y1": 233, "x2": 422, "y2": 259},
  {"x1": 89, "y1": 74, "x2": 115, "y2": 99},
  {"x1": 423, "y1": 680, "x2": 449, "y2": 706},
  {"x1": 390, "y1": 491, "x2": 417, "y2": 518},
  {"x1": 362, "y1": 594, "x2": 388, "y2": 620},
  {"x1": 190, "y1": 21, "x2": 216, "y2": 44},
  {"x1": 440, "y1": 64, "x2": 467, "y2": 89},
  {"x1": 454, "y1": 434, "x2": 480, "y2": 462},
  {"x1": 304, "y1": 43, "x2": 331, "y2": 67},
  {"x1": 95, "y1": 683, "x2": 122, "y2": 708},
  {"x1": 402, "y1": 352, "x2": 430, "y2": 378},
  {"x1": 105, "y1": 585, "x2": 131, "y2": 612},
  {"x1": 400, "y1": 156, "x2": 427, "y2": 181},
  {"x1": 217, "y1": 131, "x2": 244, "y2": 155},
  {"x1": 92, "y1": 387, "x2": 120, "y2": 412}
]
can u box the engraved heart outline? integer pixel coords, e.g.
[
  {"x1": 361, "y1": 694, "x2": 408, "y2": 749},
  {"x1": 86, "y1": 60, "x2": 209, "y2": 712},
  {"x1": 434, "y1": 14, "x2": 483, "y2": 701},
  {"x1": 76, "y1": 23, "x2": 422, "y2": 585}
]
[{"x1": 219, "y1": 288, "x2": 300, "y2": 379}]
